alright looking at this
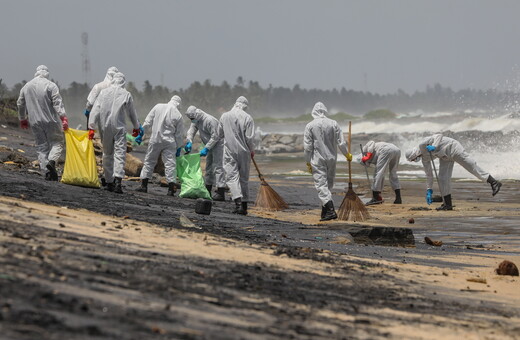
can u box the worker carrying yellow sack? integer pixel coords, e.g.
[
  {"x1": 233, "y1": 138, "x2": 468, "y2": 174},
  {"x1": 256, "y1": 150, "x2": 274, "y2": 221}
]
[{"x1": 61, "y1": 128, "x2": 100, "y2": 188}]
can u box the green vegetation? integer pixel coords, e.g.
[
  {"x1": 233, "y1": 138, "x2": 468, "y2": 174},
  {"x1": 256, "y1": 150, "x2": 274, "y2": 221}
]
[
  {"x1": 0, "y1": 76, "x2": 513, "y2": 121},
  {"x1": 330, "y1": 112, "x2": 357, "y2": 121},
  {"x1": 364, "y1": 109, "x2": 396, "y2": 120}
]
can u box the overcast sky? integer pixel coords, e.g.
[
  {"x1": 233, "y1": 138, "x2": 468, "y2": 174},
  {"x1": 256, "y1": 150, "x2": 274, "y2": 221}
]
[{"x1": 1, "y1": 0, "x2": 520, "y2": 94}]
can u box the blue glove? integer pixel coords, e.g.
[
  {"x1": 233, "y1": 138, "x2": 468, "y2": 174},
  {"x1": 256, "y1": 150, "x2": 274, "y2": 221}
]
[
  {"x1": 426, "y1": 145, "x2": 436, "y2": 152},
  {"x1": 134, "y1": 125, "x2": 144, "y2": 145},
  {"x1": 185, "y1": 141, "x2": 192, "y2": 153},
  {"x1": 426, "y1": 189, "x2": 433, "y2": 205},
  {"x1": 200, "y1": 147, "x2": 209, "y2": 157},
  {"x1": 176, "y1": 147, "x2": 181, "y2": 157},
  {"x1": 84, "y1": 109, "x2": 90, "y2": 117}
]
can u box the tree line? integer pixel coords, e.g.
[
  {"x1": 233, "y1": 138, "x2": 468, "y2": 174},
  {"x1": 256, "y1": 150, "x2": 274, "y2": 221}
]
[{"x1": 1, "y1": 76, "x2": 518, "y2": 120}]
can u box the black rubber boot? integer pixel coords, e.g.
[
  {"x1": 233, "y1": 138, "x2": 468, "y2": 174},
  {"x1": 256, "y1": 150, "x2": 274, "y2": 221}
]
[
  {"x1": 366, "y1": 191, "x2": 383, "y2": 206},
  {"x1": 105, "y1": 182, "x2": 115, "y2": 192},
  {"x1": 436, "y1": 194, "x2": 453, "y2": 211},
  {"x1": 46, "y1": 160, "x2": 58, "y2": 181},
  {"x1": 487, "y1": 175, "x2": 502, "y2": 196},
  {"x1": 114, "y1": 177, "x2": 123, "y2": 194},
  {"x1": 320, "y1": 200, "x2": 337, "y2": 221},
  {"x1": 240, "y1": 202, "x2": 248, "y2": 216},
  {"x1": 205, "y1": 184, "x2": 213, "y2": 194},
  {"x1": 212, "y1": 187, "x2": 226, "y2": 201},
  {"x1": 233, "y1": 198, "x2": 243, "y2": 214},
  {"x1": 167, "y1": 182, "x2": 176, "y2": 196},
  {"x1": 45, "y1": 171, "x2": 51, "y2": 181},
  {"x1": 320, "y1": 206, "x2": 326, "y2": 219},
  {"x1": 136, "y1": 178, "x2": 148, "y2": 193},
  {"x1": 393, "y1": 189, "x2": 402, "y2": 204}
]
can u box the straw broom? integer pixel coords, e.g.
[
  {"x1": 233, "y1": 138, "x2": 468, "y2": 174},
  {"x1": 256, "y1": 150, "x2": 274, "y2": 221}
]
[
  {"x1": 338, "y1": 121, "x2": 370, "y2": 222},
  {"x1": 251, "y1": 157, "x2": 289, "y2": 211}
]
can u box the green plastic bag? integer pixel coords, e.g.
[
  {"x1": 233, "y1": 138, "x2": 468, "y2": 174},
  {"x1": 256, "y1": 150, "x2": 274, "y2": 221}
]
[{"x1": 176, "y1": 153, "x2": 211, "y2": 199}]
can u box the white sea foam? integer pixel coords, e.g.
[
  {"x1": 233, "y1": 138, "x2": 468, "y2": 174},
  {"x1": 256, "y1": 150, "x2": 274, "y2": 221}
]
[{"x1": 259, "y1": 111, "x2": 520, "y2": 180}]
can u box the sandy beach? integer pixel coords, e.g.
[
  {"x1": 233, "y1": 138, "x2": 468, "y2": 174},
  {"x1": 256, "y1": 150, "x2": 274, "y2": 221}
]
[{"x1": 1, "y1": 124, "x2": 519, "y2": 339}]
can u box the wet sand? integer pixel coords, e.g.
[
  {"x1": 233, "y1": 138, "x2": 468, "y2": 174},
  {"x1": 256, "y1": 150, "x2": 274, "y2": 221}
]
[{"x1": 1, "y1": 123, "x2": 520, "y2": 339}]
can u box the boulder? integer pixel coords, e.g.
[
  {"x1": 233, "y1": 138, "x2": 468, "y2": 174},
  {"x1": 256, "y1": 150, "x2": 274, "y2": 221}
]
[{"x1": 278, "y1": 135, "x2": 295, "y2": 145}]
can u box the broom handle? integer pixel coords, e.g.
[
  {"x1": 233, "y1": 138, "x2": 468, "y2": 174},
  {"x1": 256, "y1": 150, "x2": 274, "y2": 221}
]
[
  {"x1": 251, "y1": 156, "x2": 264, "y2": 181},
  {"x1": 348, "y1": 121, "x2": 352, "y2": 184},
  {"x1": 428, "y1": 150, "x2": 444, "y2": 204}
]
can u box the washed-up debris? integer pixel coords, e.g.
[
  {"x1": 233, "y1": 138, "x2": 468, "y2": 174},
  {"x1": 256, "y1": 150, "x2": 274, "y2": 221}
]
[
  {"x1": 424, "y1": 237, "x2": 442, "y2": 247},
  {"x1": 466, "y1": 277, "x2": 487, "y2": 284},
  {"x1": 332, "y1": 236, "x2": 354, "y2": 245},
  {"x1": 408, "y1": 218, "x2": 415, "y2": 224},
  {"x1": 496, "y1": 260, "x2": 519, "y2": 276},
  {"x1": 179, "y1": 213, "x2": 202, "y2": 229},
  {"x1": 409, "y1": 207, "x2": 431, "y2": 211}
]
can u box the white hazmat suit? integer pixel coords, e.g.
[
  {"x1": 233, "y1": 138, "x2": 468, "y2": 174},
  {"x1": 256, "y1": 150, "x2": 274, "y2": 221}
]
[
  {"x1": 17, "y1": 65, "x2": 67, "y2": 174},
  {"x1": 303, "y1": 102, "x2": 348, "y2": 206},
  {"x1": 363, "y1": 141, "x2": 401, "y2": 192},
  {"x1": 185, "y1": 106, "x2": 225, "y2": 189},
  {"x1": 88, "y1": 72, "x2": 139, "y2": 184},
  {"x1": 85, "y1": 66, "x2": 119, "y2": 112},
  {"x1": 407, "y1": 134, "x2": 489, "y2": 196},
  {"x1": 218, "y1": 96, "x2": 255, "y2": 204},
  {"x1": 140, "y1": 96, "x2": 184, "y2": 184}
]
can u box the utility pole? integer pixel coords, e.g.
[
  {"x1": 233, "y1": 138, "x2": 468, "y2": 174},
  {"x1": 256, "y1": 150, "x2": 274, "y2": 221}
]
[{"x1": 81, "y1": 32, "x2": 91, "y2": 86}]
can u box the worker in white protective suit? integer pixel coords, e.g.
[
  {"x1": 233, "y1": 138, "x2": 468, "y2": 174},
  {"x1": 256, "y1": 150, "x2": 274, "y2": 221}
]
[
  {"x1": 218, "y1": 96, "x2": 255, "y2": 215},
  {"x1": 405, "y1": 133, "x2": 502, "y2": 211},
  {"x1": 303, "y1": 102, "x2": 352, "y2": 221},
  {"x1": 136, "y1": 95, "x2": 184, "y2": 196},
  {"x1": 84, "y1": 66, "x2": 119, "y2": 124},
  {"x1": 17, "y1": 65, "x2": 69, "y2": 181},
  {"x1": 184, "y1": 105, "x2": 226, "y2": 200},
  {"x1": 361, "y1": 141, "x2": 402, "y2": 205},
  {"x1": 88, "y1": 72, "x2": 140, "y2": 194}
]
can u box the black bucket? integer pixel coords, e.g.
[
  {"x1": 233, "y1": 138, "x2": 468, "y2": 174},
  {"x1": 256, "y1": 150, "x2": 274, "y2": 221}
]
[{"x1": 195, "y1": 198, "x2": 212, "y2": 215}]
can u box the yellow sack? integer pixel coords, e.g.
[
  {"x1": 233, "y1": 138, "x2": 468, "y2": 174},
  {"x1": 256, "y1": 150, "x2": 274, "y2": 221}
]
[{"x1": 61, "y1": 128, "x2": 100, "y2": 188}]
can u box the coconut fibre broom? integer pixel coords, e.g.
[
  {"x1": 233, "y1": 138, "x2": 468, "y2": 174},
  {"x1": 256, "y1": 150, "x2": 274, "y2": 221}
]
[
  {"x1": 251, "y1": 157, "x2": 289, "y2": 211},
  {"x1": 338, "y1": 121, "x2": 370, "y2": 222}
]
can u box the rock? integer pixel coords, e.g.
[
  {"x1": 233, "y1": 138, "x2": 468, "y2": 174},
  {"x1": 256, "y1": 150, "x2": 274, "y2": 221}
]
[
  {"x1": 336, "y1": 225, "x2": 415, "y2": 247},
  {"x1": 270, "y1": 144, "x2": 296, "y2": 153},
  {"x1": 332, "y1": 235, "x2": 354, "y2": 245},
  {"x1": 278, "y1": 135, "x2": 295, "y2": 145},
  {"x1": 124, "y1": 153, "x2": 143, "y2": 177},
  {"x1": 496, "y1": 260, "x2": 519, "y2": 276}
]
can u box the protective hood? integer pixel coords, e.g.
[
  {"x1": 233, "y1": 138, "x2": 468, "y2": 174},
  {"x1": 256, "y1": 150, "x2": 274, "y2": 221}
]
[
  {"x1": 185, "y1": 105, "x2": 203, "y2": 120},
  {"x1": 311, "y1": 102, "x2": 327, "y2": 119},
  {"x1": 111, "y1": 72, "x2": 126, "y2": 87},
  {"x1": 104, "y1": 66, "x2": 119, "y2": 82},
  {"x1": 406, "y1": 147, "x2": 422, "y2": 162},
  {"x1": 233, "y1": 96, "x2": 248, "y2": 110},
  {"x1": 34, "y1": 65, "x2": 49, "y2": 78},
  {"x1": 169, "y1": 95, "x2": 182, "y2": 108}
]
